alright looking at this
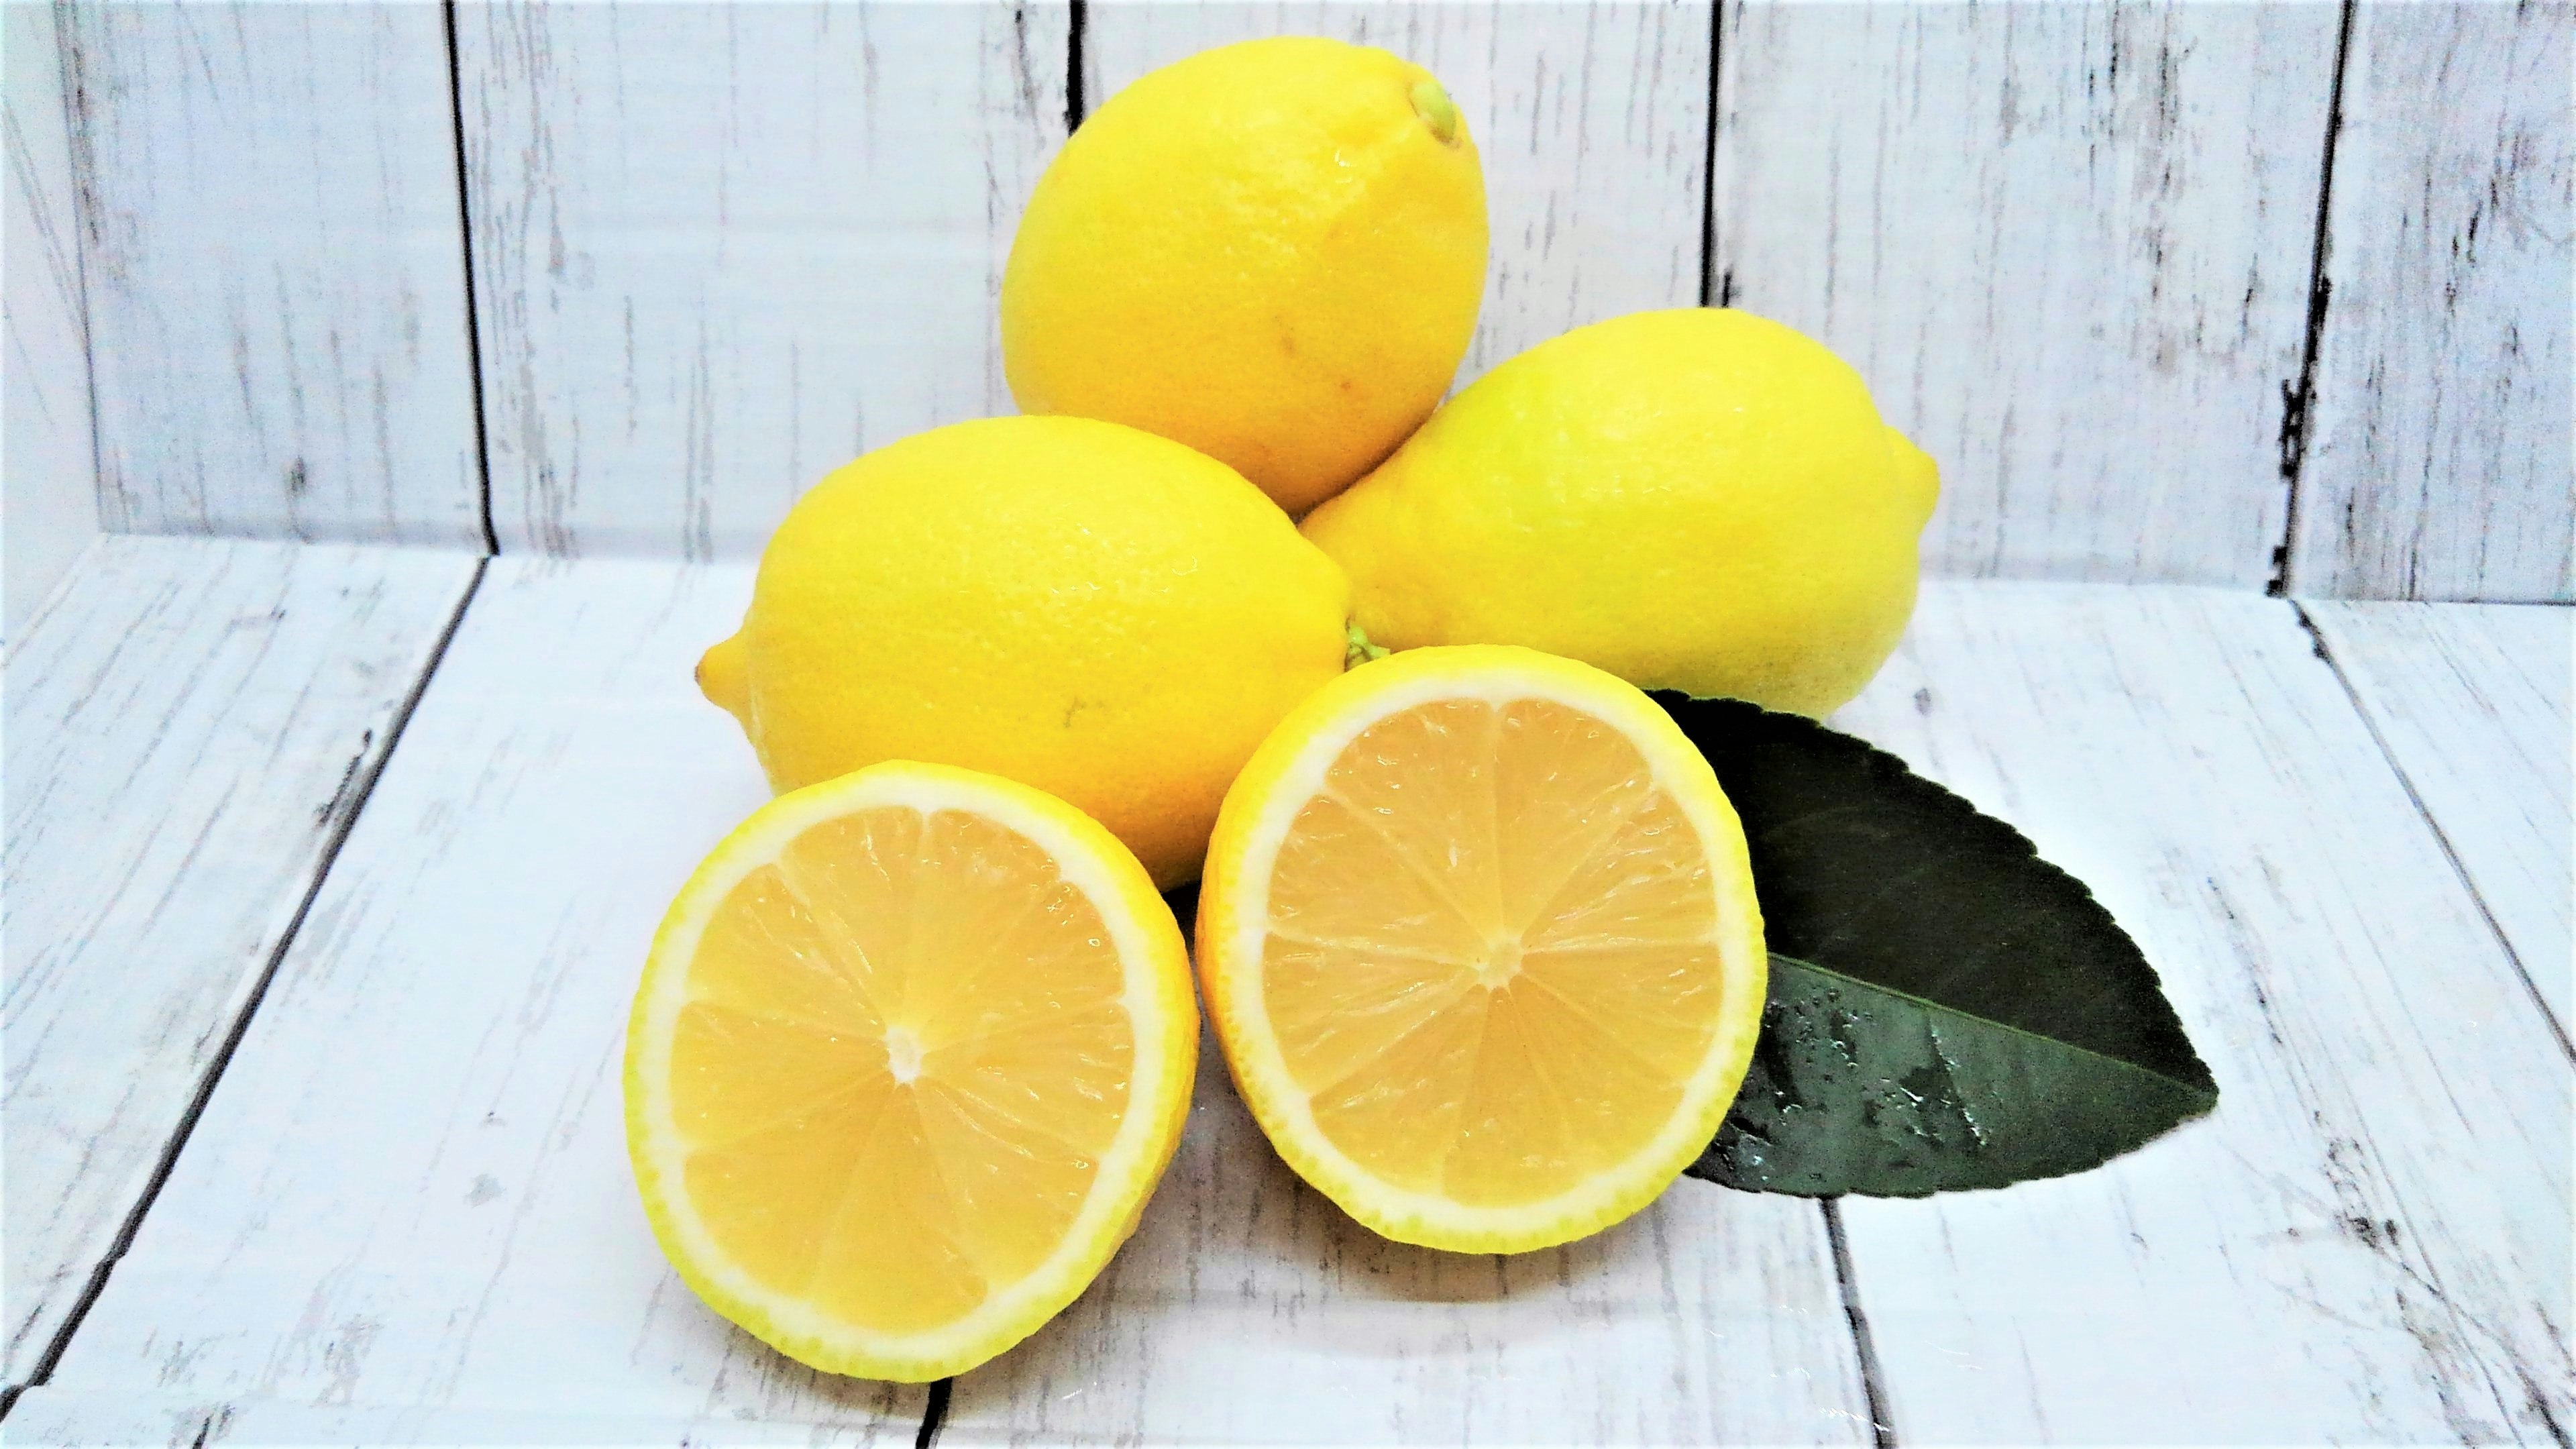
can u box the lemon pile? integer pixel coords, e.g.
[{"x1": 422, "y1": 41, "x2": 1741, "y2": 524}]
[{"x1": 627, "y1": 36, "x2": 1937, "y2": 1382}]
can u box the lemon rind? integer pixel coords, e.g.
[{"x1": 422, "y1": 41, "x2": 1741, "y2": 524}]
[
  {"x1": 626, "y1": 760, "x2": 1197, "y2": 1381},
  {"x1": 1198, "y1": 645, "x2": 1767, "y2": 1254}
]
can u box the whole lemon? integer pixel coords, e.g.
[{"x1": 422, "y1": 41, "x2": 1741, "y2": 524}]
[
  {"x1": 1301, "y1": 309, "x2": 1939, "y2": 716},
  {"x1": 697, "y1": 416, "x2": 1351, "y2": 888},
  {"x1": 1001, "y1": 37, "x2": 1488, "y2": 517}
]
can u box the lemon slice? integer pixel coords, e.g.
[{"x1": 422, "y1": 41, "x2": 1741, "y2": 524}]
[
  {"x1": 625, "y1": 761, "x2": 1197, "y2": 1381},
  {"x1": 1197, "y1": 645, "x2": 1766, "y2": 1252}
]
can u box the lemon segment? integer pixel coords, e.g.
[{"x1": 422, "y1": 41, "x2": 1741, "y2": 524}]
[
  {"x1": 1196, "y1": 645, "x2": 1767, "y2": 1253},
  {"x1": 627, "y1": 761, "x2": 1197, "y2": 1381}
]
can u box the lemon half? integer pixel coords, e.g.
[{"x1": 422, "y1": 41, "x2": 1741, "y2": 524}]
[
  {"x1": 626, "y1": 761, "x2": 1197, "y2": 1381},
  {"x1": 1196, "y1": 645, "x2": 1767, "y2": 1253}
]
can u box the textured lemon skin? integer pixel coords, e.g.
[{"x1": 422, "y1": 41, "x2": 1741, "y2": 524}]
[
  {"x1": 625, "y1": 761, "x2": 1199, "y2": 1383},
  {"x1": 700, "y1": 416, "x2": 1351, "y2": 889},
  {"x1": 1301, "y1": 309, "x2": 1940, "y2": 716},
  {"x1": 1002, "y1": 36, "x2": 1489, "y2": 516},
  {"x1": 1195, "y1": 645, "x2": 1768, "y2": 1254}
]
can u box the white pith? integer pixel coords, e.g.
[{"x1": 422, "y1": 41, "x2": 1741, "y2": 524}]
[
  {"x1": 629, "y1": 765, "x2": 1186, "y2": 1375},
  {"x1": 1217, "y1": 658, "x2": 1766, "y2": 1246}
]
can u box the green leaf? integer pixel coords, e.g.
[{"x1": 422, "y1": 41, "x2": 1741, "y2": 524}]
[{"x1": 1652, "y1": 694, "x2": 2219, "y2": 1197}]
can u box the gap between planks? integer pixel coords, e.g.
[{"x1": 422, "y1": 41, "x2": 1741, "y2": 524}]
[
  {"x1": 0, "y1": 557, "x2": 491, "y2": 1423},
  {"x1": 2290, "y1": 600, "x2": 2575, "y2": 1065},
  {"x1": 2269, "y1": 0, "x2": 2359, "y2": 599}
]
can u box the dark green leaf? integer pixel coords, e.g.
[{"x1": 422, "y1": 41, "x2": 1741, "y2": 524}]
[{"x1": 1652, "y1": 694, "x2": 2218, "y2": 1197}]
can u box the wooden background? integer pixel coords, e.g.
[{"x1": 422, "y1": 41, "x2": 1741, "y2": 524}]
[
  {"x1": 3, "y1": 5, "x2": 2569, "y2": 1442},
  {"x1": 5, "y1": 0, "x2": 2567, "y2": 600}
]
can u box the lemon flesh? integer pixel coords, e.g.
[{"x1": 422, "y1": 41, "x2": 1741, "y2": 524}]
[
  {"x1": 1197, "y1": 645, "x2": 1766, "y2": 1252},
  {"x1": 1002, "y1": 36, "x2": 1489, "y2": 516},
  {"x1": 627, "y1": 761, "x2": 1197, "y2": 1381},
  {"x1": 699, "y1": 415, "x2": 1350, "y2": 890},
  {"x1": 1303, "y1": 308, "x2": 1939, "y2": 716}
]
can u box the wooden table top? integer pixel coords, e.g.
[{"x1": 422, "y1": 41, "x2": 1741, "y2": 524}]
[{"x1": 5, "y1": 535, "x2": 2565, "y2": 1445}]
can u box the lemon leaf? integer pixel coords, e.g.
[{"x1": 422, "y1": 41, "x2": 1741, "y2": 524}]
[{"x1": 1654, "y1": 694, "x2": 2218, "y2": 1198}]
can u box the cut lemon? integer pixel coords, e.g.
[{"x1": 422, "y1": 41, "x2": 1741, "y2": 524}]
[
  {"x1": 1197, "y1": 645, "x2": 1766, "y2": 1252},
  {"x1": 625, "y1": 761, "x2": 1197, "y2": 1381}
]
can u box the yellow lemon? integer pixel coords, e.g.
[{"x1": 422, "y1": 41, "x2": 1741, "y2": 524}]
[
  {"x1": 626, "y1": 761, "x2": 1198, "y2": 1380},
  {"x1": 698, "y1": 415, "x2": 1350, "y2": 889},
  {"x1": 1195, "y1": 645, "x2": 1767, "y2": 1253},
  {"x1": 1302, "y1": 309, "x2": 1940, "y2": 716},
  {"x1": 1002, "y1": 36, "x2": 1489, "y2": 516}
]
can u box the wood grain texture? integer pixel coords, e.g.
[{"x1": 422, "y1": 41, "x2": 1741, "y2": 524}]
[
  {"x1": 35, "y1": 551, "x2": 1861, "y2": 1444},
  {"x1": 1087, "y1": 0, "x2": 1711, "y2": 386},
  {"x1": 60, "y1": 3, "x2": 484, "y2": 547},
  {"x1": 941, "y1": 1043, "x2": 1872, "y2": 1445},
  {"x1": 2292, "y1": 1, "x2": 2574, "y2": 602},
  {"x1": 1714, "y1": 1, "x2": 2337, "y2": 587},
  {"x1": 2304, "y1": 600, "x2": 2573, "y2": 1038},
  {"x1": 1, "y1": 535, "x2": 478, "y2": 1388},
  {"x1": 3, "y1": 1, "x2": 99, "y2": 643},
  {"x1": 5, "y1": 1387, "x2": 899, "y2": 1448},
  {"x1": 1823, "y1": 583, "x2": 2573, "y2": 1442},
  {"x1": 457, "y1": 1, "x2": 1071, "y2": 559},
  {"x1": 37, "y1": 557, "x2": 919, "y2": 1436}
]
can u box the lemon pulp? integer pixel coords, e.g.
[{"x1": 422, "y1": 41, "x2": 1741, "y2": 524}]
[
  {"x1": 629, "y1": 762, "x2": 1195, "y2": 1380},
  {"x1": 1199, "y1": 645, "x2": 1765, "y2": 1253},
  {"x1": 1266, "y1": 697, "x2": 1730, "y2": 1207},
  {"x1": 676, "y1": 806, "x2": 1131, "y2": 1326}
]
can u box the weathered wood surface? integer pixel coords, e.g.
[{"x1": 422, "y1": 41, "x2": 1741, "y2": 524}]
[
  {"x1": 1713, "y1": 1, "x2": 2337, "y2": 588},
  {"x1": 2292, "y1": 0, "x2": 2573, "y2": 603},
  {"x1": 3, "y1": 1388, "x2": 896, "y2": 1448},
  {"x1": 60, "y1": 3, "x2": 484, "y2": 548},
  {"x1": 940, "y1": 1042, "x2": 1872, "y2": 1445},
  {"x1": 3, "y1": 2, "x2": 99, "y2": 643},
  {"x1": 12, "y1": 564, "x2": 2572, "y2": 1440},
  {"x1": 1823, "y1": 582, "x2": 2573, "y2": 1442},
  {"x1": 33, "y1": 557, "x2": 920, "y2": 1435},
  {"x1": 0, "y1": 536, "x2": 478, "y2": 1389},
  {"x1": 2304, "y1": 600, "x2": 2573, "y2": 1040},
  {"x1": 25, "y1": 551, "x2": 1866, "y2": 1444},
  {"x1": 1087, "y1": 0, "x2": 1712, "y2": 387},
  {"x1": 456, "y1": 1, "x2": 1071, "y2": 559}
]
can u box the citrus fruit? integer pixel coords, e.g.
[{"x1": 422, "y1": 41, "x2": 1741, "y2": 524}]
[
  {"x1": 1001, "y1": 36, "x2": 1489, "y2": 515},
  {"x1": 696, "y1": 415, "x2": 1351, "y2": 890},
  {"x1": 625, "y1": 761, "x2": 1199, "y2": 1382},
  {"x1": 1195, "y1": 644, "x2": 1768, "y2": 1253},
  {"x1": 1301, "y1": 308, "x2": 1939, "y2": 716}
]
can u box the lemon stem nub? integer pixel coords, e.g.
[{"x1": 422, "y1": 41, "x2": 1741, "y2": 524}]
[
  {"x1": 1409, "y1": 78, "x2": 1460, "y2": 145},
  {"x1": 1345, "y1": 623, "x2": 1391, "y2": 670}
]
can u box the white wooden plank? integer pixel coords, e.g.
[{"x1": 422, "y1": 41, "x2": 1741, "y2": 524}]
[
  {"x1": 458, "y1": 2, "x2": 1071, "y2": 559},
  {"x1": 36, "y1": 557, "x2": 920, "y2": 1434},
  {"x1": 1087, "y1": 0, "x2": 1711, "y2": 388},
  {"x1": 939, "y1": 1038, "x2": 1872, "y2": 1445},
  {"x1": 62, "y1": 3, "x2": 484, "y2": 547},
  {"x1": 1714, "y1": 2, "x2": 2337, "y2": 587},
  {"x1": 2303, "y1": 600, "x2": 2573, "y2": 1038},
  {"x1": 3, "y1": 1387, "x2": 894, "y2": 1448},
  {"x1": 3, "y1": 1, "x2": 99, "y2": 643},
  {"x1": 2292, "y1": 1, "x2": 2574, "y2": 602},
  {"x1": 1820, "y1": 582, "x2": 2573, "y2": 1442},
  {"x1": 1, "y1": 535, "x2": 478, "y2": 1388}
]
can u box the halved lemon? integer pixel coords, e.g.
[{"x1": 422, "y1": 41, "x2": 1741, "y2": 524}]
[
  {"x1": 625, "y1": 761, "x2": 1197, "y2": 1381},
  {"x1": 1197, "y1": 645, "x2": 1766, "y2": 1253}
]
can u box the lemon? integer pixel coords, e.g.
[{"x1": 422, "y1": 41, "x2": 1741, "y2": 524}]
[
  {"x1": 626, "y1": 761, "x2": 1199, "y2": 1381},
  {"x1": 1195, "y1": 644, "x2": 1767, "y2": 1253},
  {"x1": 698, "y1": 415, "x2": 1351, "y2": 890},
  {"x1": 1002, "y1": 36, "x2": 1489, "y2": 516},
  {"x1": 1301, "y1": 309, "x2": 1940, "y2": 716}
]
